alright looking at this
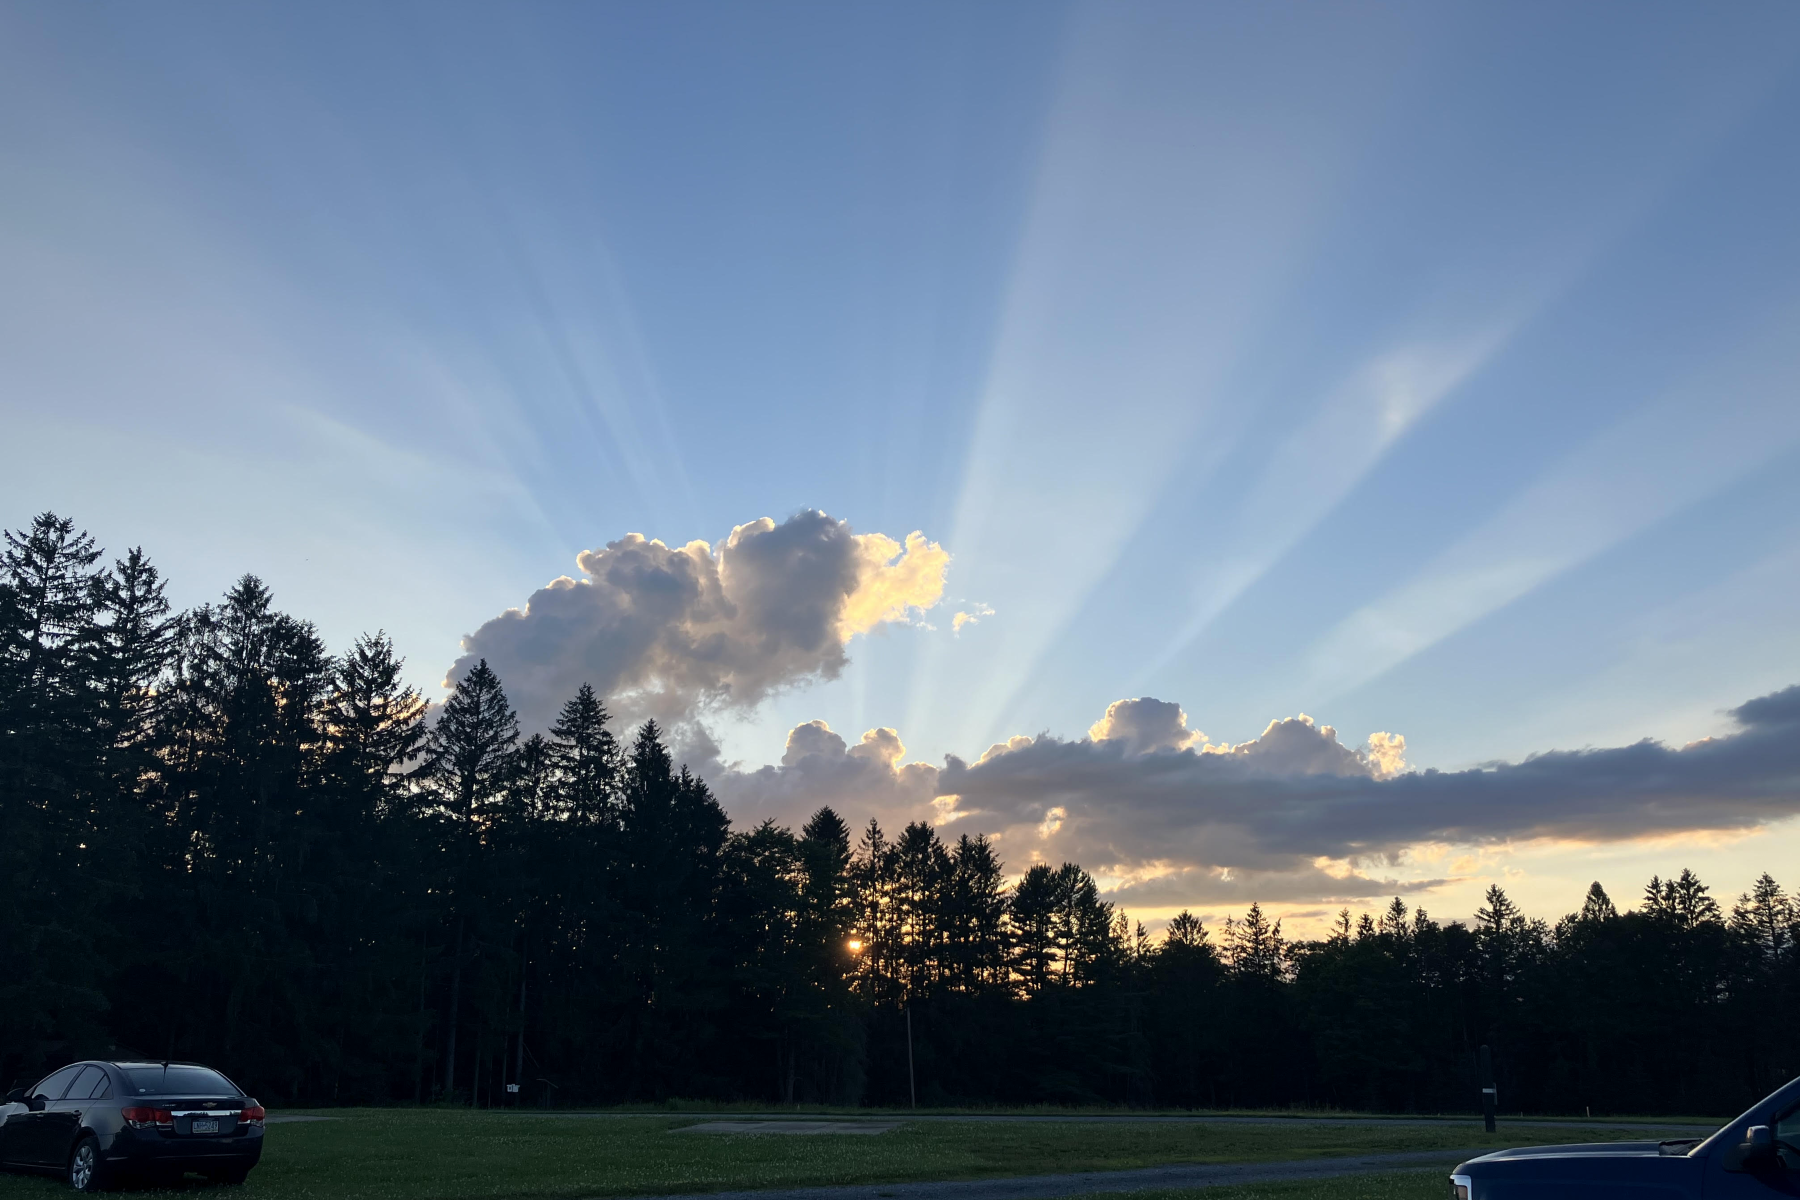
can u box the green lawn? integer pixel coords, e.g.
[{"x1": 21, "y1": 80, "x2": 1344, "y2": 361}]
[{"x1": 0, "y1": 1113, "x2": 1531, "y2": 1200}]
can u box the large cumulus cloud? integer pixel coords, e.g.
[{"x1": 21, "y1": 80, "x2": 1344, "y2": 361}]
[{"x1": 450, "y1": 511, "x2": 947, "y2": 730}]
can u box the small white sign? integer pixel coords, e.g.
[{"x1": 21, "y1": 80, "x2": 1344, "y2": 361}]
[{"x1": 505, "y1": 1084, "x2": 520, "y2": 1094}]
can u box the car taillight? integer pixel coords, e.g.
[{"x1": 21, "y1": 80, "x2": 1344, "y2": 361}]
[
  {"x1": 122, "y1": 1107, "x2": 173, "y2": 1128},
  {"x1": 239, "y1": 1104, "x2": 264, "y2": 1126}
]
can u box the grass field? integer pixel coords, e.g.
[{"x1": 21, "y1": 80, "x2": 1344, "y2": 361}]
[{"x1": 0, "y1": 1112, "x2": 1527, "y2": 1200}]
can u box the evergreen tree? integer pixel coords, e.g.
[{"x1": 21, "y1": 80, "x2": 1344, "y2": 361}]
[
  {"x1": 323, "y1": 632, "x2": 425, "y2": 815},
  {"x1": 1642, "y1": 868, "x2": 1724, "y2": 930},
  {"x1": 946, "y1": 834, "x2": 1008, "y2": 991},
  {"x1": 0, "y1": 514, "x2": 108, "y2": 1080},
  {"x1": 1225, "y1": 902, "x2": 1286, "y2": 980},
  {"x1": 421, "y1": 658, "x2": 520, "y2": 1101},
  {"x1": 1165, "y1": 910, "x2": 1209, "y2": 949},
  {"x1": 1731, "y1": 873, "x2": 1794, "y2": 965},
  {"x1": 88, "y1": 547, "x2": 180, "y2": 767},
  {"x1": 548, "y1": 683, "x2": 617, "y2": 825},
  {"x1": 1578, "y1": 881, "x2": 1619, "y2": 924},
  {"x1": 1008, "y1": 864, "x2": 1060, "y2": 995},
  {"x1": 425, "y1": 659, "x2": 520, "y2": 835}
]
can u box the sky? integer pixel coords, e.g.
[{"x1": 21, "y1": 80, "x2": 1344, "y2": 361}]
[{"x1": 6, "y1": 0, "x2": 1800, "y2": 937}]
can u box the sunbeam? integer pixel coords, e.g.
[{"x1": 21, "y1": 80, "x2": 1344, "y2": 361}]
[
  {"x1": 1297, "y1": 305, "x2": 1800, "y2": 706},
  {"x1": 905, "y1": 1, "x2": 1427, "y2": 750}
]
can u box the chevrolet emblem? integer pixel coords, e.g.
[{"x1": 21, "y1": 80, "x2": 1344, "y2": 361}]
[{"x1": 204, "y1": 1102, "x2": 218, "y2": 1108}]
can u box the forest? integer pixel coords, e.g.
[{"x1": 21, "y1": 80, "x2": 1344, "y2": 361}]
[{"x1": 3, "y1": 511, "x2": 1798, "y2": 1117}]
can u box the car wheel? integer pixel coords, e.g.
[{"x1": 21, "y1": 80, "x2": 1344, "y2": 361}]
[{"x1": 67, "y1": 1135, "x2": 108, "y2": 1192}]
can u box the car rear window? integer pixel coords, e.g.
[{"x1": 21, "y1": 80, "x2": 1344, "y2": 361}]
[{"x1": 122, "y1": 1066, "x2": 240, "y2": 1096}]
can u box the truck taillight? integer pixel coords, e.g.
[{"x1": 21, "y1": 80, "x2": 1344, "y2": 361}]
[
  {"x1": 122, "y1": 1107, "x2": 173, "y2": 1128},
  {"x1": 239, "y1": 1104, "x2": 265, "y2": 1126}
]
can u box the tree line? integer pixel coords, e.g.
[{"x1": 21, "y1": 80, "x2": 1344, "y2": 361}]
[{"x1": 3, "y1": 511, "x2": 1797, "y2": 1114}]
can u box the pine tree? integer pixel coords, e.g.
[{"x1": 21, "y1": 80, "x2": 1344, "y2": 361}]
[
  {"x1": 0, "y1": 514, "x2": 108, "y2": 1075},
  {"x1": 1642, "y1": 869, "x2": 1723, "y2": 930},
  {"x1": 323, "y1": 632, "x2": 426, "y2": 816},
  {"x1": 947, "y1": 833, "x2": 1008, "y2": 991},
  {"x1": 1225, "y1": 902, "x2": 1286, "y2": 980},
  {"x1": 850, "y1": 818, "x2": 898, "y2": 1003},
  {"x1": 1, "y1": 513, "x2": 102, "y2": 728},
  {"x1": 1730, "y1": 873, "x2": 1793, "y2": 965},
  {"x1": 1379, "y1": 897, "x2": 1410, "y2": 939},
  {"x1": 88, "y1": 546, "x2": 180, "y2": 764},
  {"x1": 421, "y1": 659, "x2": 519, "y2": 1101},
  {"x1": 892, "y1": 821, "x2": 952, "y2": 998},
  {"x1": 799, "y1": 807, "x2": 854, "y2": 966},
  {"x1": 1166, "y1": 910, "x2": 1210, "y2": 949},
  {"x1": 549, "y1": 683, "x2": 617, "y2": 825},
  {"x1": 426, "y1": 659, "x2": 520, "y2": 835},
  {"x1": 1578, "y1": 881, "x2": 1619, "y2": 924},
  {"x1": 1008, "y1": 864, "x2": 1060, "y2": 995},
  {"x1": 1051, "y1": 862, "x2": 1117, "y2": 985}
]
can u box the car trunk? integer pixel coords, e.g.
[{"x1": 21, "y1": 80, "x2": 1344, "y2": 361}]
[{"x1": 148, "y1": 1097, "x2": 247, "y2": 1137}]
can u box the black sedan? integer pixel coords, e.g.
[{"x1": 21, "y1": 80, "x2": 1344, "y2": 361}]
[{"x1": 0, "y1": 1060, "x2": 264, "y2": 1191}]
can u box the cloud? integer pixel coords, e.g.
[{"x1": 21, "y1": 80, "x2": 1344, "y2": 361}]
[
  {"x1": 450, "y1": 511, "x2": 947, "y2": 730},
  {"x1": 935, "y1": 685, "x2": 1800, "y2": 898},
  {"x1": 616, "y1": 680, "x2": 1800, "y2": 912},
  {"x1": 1101, "y1": 863, "x2": 1449, "y2": 908},
  {"x1": 952, "y1": 603, "x2": 995, "y2": 634},
  {"x1": 1087, "y1": 697, "x2": 1204, "y2": 755},
  {"x1": 712, "y1": 719, "x2": 940, "y2": 831}
]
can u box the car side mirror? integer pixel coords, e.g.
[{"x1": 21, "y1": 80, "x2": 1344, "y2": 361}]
[
  {"x1": 1729, "y1": 1125, "x2": 1776, "y2": 1171},
  {"x1": 25, "y1": 1095, "x2": 46, "y2": 1112}
]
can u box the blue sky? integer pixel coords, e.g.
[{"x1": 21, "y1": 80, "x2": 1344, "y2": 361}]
[{"x1": 6, "y1": 1, "x2": 1800, "y2": 931}]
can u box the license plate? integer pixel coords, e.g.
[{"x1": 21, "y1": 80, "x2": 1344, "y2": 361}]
[{"x1": 191, "y1": 1118, "x2": 218, "y2": 1133}]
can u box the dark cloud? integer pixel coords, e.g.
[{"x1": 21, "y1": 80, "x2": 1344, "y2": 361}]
[
  {"x1": 1731, "y1": 683, "x2": 1800, "y2": 730},
  {"x1": 936, "y1": 686, "x2": 1800, "y2": 889},
  {"x1": 544, "y1": 671, "x2": 1800, "y2": 910},
  {"x1": 449, "y1": 511, "x2": 946, "y2": 731}
]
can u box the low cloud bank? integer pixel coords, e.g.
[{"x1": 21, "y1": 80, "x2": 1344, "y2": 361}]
[
  {"x1": 714, "y1": 686, "x2": 1800, "y2": 906},
  {"x1": 450, "y1": 511, "x2": 947, "y2": 731}
]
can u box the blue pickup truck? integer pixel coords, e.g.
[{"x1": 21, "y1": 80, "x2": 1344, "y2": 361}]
[{"x1": 1452, "y1": 1076, "x2": 1800, "y2": 1199}]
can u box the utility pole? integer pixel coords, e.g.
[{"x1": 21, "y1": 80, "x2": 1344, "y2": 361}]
[
  {"x1": 905, "y1": 1006, "x2": 917, "y2": 1110},
  {"x1": 1479, "y1": 1044, "x2": 1496, "y2": 1133}
]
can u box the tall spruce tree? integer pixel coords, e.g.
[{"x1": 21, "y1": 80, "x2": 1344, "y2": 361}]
[
  {"x1": 423, "y1": 658, "x2": 520, "y2": 1101},
  {"x1": 548, "y1": 683, "x2": 617, "y2": 825}
]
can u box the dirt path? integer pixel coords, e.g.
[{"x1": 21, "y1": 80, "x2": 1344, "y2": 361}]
[
  {"x1": 519, "y1": 1110, "x2": 1717, "y2": 1136},
  {"x1": 597, "y1": 1149, "x2": 1485, "y2": 1200}
]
